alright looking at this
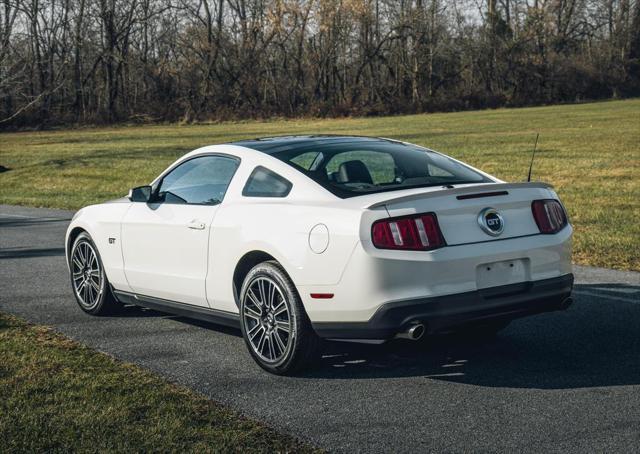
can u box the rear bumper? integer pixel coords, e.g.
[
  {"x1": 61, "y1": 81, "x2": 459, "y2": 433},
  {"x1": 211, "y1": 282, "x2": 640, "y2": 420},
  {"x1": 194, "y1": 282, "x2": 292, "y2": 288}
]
[{"x1": 312, "y1": 273, "x2": 574, "y2": 340}]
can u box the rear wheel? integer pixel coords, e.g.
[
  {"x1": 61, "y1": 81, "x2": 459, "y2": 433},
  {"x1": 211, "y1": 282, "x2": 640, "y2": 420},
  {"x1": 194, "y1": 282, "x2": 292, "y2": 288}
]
[
  {"x1": 69, "y1": 232, "x2": 121, "y2": 315},
  {"x1": 239, "y1": 261, "x2": 320, "y2": 375}
]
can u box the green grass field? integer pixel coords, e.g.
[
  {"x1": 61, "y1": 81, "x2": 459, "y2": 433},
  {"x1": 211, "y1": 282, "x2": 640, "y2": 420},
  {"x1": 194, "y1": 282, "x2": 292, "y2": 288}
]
[
  {"x1": 0, "y1": 313, "x2": 316, "y2": 452},
  {"x1": 1, "y1": 99, "x2": 638, "y2": 270}
]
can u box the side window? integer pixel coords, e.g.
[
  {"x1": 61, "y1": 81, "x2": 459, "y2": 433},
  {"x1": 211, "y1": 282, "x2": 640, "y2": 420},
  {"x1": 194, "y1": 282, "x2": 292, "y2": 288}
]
[
  {"x1": 157, "y1": 155, "x2": 239, "y2": 205},
  {"x1": 428, "y1": 163, "x2": 455, "y2": 177},
  {"x1": 242, "y1": 166, "x2": 292, "y2": 198},
  {"x1": 290, "y1": 151, "x2": 322, "y2": 170}
]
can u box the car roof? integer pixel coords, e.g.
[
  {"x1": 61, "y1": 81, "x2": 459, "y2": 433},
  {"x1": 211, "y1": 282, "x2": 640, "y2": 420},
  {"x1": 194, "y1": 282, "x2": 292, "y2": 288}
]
[{"x1": 229, "y1": 135, "x2": 401, "y2": 154}]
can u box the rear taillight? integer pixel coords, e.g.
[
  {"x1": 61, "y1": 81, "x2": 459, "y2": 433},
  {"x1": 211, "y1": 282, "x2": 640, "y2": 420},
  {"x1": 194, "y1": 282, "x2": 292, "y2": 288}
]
[
  {"x1": 372, "y1": 213, "x2": 445, "y2": 250},
  {"x1": 531, "y1": 199, "x2": 568, "y2": 234}
]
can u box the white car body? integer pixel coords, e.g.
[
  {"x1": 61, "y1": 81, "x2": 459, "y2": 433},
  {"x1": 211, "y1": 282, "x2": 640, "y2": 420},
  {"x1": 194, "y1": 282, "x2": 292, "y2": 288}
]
[{"x1": 66, "y1": 136, "x2": 573, "y2": 347}]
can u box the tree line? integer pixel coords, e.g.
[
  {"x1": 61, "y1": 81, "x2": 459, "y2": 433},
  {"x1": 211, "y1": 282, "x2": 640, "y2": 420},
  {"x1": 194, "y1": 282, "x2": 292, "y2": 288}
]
[{"x1": 1, "y1": 0, "x2": 639, "y2": 128}]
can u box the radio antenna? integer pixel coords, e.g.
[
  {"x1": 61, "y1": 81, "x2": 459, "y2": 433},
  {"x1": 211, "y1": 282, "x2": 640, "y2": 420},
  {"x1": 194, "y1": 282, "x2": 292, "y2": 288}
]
[{"x1": 527, "y1": 133, "x2": 539, "y2": 182}]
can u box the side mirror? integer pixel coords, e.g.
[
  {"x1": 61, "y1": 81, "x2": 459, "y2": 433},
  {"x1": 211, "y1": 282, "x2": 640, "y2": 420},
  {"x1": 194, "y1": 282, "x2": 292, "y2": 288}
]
[{"x1": 128, "y1": 185, "x2": 152, "y2": 202}]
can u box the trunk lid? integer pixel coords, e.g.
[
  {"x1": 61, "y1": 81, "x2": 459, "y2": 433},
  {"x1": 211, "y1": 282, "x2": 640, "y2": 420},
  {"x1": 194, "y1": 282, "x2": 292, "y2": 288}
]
[{"x1": 367, "y1": 182, "x2": 554, "y2": 245}]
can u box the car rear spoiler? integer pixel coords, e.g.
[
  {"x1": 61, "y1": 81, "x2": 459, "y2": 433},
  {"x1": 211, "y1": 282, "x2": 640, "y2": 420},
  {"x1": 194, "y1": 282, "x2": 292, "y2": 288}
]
[{"x1": 366, "y1": 182, "x2": 553, "y2": 209}]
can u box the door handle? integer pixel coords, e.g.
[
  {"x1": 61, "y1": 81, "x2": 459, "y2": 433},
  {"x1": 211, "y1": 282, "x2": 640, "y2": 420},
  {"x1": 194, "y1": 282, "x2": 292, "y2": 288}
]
[{"x1": 187, "y1": 220, "x2": 206, "y2": 230}]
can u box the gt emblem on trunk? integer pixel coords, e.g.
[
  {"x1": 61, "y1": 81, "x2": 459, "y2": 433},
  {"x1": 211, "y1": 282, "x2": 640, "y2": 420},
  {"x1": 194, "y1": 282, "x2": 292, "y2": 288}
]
[{"x1": 478, "y1": 207, "x2": 504, "y2": 236}]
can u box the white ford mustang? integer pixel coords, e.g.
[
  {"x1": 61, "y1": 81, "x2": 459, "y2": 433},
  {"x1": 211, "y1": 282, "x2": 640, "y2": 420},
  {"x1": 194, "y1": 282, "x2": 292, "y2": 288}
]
[{"x1": 66, "y1": 136, "x2": 573, "y2": 374}]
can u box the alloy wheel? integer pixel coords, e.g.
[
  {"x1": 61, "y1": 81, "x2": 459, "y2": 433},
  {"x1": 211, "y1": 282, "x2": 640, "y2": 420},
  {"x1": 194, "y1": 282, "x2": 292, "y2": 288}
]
[
  {"x1": 71, "y1": 240, "x2": 103, "y2": 310},
  {"x1": 242, "y1": 276, "x2": 293, "y2": 364}
]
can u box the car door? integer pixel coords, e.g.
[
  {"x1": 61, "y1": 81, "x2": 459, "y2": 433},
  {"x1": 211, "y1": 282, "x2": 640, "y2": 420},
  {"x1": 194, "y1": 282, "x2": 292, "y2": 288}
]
[{"x1": 121, "y1": 154, "x2": 239, "y2": 306}]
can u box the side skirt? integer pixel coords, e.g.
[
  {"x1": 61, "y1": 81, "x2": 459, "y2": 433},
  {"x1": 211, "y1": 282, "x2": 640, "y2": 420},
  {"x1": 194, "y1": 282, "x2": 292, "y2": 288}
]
[{"x1": 113, "y1": 290, "x2": 240, "y2": 329}]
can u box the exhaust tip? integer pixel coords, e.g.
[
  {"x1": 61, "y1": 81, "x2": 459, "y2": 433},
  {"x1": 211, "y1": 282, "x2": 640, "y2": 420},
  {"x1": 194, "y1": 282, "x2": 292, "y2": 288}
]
[
  {"x1": 408, "y1": 324, "x2": 425, "y2": 340},
  {"x1": 396, "y1": 323, "x2": 425, "y2": 341},
  {"x1": 560, "y1": 297, "x2": 574, "y2": 310}
]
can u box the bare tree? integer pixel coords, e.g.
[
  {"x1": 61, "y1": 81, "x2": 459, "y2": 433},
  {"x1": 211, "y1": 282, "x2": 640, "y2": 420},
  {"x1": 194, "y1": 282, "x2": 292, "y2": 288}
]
[{"x1": 1, "y1": 0, "x2": 638, "y2": 127}]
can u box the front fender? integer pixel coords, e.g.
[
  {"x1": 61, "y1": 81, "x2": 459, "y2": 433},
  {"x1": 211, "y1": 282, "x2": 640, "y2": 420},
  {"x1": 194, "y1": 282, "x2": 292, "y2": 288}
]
[{"x1": 64, "y1": 202, "x2": 133, "y2": 292}]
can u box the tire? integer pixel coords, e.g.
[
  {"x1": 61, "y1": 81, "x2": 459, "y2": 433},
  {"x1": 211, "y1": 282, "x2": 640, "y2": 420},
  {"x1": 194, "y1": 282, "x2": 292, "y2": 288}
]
[
  {"x1": 69, "y1": 232, "x2": 121, "y2": 315},
  {"x1": 239, "y1": 261, "x2": 320, "y2": 375}
]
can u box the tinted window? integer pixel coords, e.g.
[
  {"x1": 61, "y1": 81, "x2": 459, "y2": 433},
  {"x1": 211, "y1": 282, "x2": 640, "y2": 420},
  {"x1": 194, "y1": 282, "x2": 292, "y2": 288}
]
[
  {"x1": 242, "y1": 166, "x2": 292, "y2": 197},
  {"x1": 157, "y1": 155, "x2": 239, "y2": 204},
  {"x1": 325, "y1": 150, "x2": 396, "y2": 185},
  {"x1": 271, "y1": 141, "x2": 489, "y2": 198},
  {"x1": 290, "y1": 151, "x2": 321, "y2": 170}
]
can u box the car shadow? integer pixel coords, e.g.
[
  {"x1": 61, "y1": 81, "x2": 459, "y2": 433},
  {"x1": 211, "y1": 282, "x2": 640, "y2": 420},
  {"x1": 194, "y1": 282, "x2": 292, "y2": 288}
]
[
  {"x1": 107, "y1": 304, "x2": 171, "y2": 319},
  {"x1": 105, "y1": 282, "x2": 640, "y2": 389},
  {"x1": 297, "y1": 282, "x2": 640, "y2": 389},
  {"x1": 114, "y1": 304, "x2": 244, "y2": 335}
]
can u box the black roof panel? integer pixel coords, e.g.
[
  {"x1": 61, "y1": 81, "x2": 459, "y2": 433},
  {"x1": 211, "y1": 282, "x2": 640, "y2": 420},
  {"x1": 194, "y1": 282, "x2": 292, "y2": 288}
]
[{"x1": 230, "y1": 135, "x2": 396, "y2": 154}]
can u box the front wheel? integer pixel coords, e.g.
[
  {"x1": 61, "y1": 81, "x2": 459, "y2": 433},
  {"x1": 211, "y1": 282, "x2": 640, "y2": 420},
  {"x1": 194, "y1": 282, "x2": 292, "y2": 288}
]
[
  {"x1": 69, "y1": 232, "x2": 121, "y2": 315},
  {"x1": 239, "y1": 261, "x2": 320, "y2": 375}
]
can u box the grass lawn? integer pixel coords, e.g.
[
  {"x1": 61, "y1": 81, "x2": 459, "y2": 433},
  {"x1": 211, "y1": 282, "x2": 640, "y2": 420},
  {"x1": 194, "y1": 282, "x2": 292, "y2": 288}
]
[
  {"x1": 0, "y1": 312, "x2": 316, "y2": 452},
  {"x1": 0, "y1": 99, "x2": 638, "y2": 270}
]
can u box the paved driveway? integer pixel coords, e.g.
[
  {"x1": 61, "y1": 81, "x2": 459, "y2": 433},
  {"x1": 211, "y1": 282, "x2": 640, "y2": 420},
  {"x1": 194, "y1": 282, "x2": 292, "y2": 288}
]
[{"x1": 1, "y1": 204, "x2": 639, "y2": 452}]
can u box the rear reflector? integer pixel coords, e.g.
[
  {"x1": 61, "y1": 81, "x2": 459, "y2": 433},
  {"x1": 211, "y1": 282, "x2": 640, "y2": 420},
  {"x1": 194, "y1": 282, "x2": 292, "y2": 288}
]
[
  {"x1": 372, "y1": 212, "x2": 445, "y2": 251},
  {"x1": 531, "y1": 199, "x2": 568, "y2": 234},
  {"x1": 310, "y1": 293, "x2": 334, "y2": 299}
]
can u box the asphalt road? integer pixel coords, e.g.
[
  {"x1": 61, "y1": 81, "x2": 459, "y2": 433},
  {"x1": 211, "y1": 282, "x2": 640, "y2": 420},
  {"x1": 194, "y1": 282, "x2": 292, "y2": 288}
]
[{"x1": 1, "y1": 204, "x2": 639, "y2": 453}]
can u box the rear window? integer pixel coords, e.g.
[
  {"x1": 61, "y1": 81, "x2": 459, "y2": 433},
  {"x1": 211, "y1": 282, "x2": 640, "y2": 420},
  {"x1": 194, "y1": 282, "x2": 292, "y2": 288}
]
[{"x1": 271, "y1": 141, "x2": 490, "y2": 198}]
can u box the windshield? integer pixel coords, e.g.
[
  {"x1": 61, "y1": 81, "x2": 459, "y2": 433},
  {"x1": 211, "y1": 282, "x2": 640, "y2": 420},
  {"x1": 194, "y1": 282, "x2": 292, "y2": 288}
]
[{"x1": 271, "y1": 141, "x2": 491, "y2": 198}]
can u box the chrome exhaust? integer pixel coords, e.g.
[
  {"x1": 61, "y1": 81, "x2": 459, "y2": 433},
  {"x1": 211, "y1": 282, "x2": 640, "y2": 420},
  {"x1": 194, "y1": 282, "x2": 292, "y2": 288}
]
[{"x1": 395, "y1": 323, "x2": 425, "y2": 341}]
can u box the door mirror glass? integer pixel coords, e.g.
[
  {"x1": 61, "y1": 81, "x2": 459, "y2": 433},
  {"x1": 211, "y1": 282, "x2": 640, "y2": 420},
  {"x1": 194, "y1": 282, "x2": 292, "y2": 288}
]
[{"x1": 128, "y1": 185, "x2": 152, "y2": 202}]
